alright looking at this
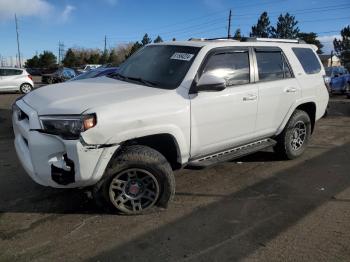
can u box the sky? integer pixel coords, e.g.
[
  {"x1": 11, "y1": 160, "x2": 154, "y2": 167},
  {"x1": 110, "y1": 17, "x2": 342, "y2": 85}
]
[{"x1": 0, "y1": 0, "x2": 349, "y2": 63}]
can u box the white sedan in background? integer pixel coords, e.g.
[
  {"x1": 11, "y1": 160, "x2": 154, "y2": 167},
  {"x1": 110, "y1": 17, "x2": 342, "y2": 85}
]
[{"x1": 0, "y1": 67, "x2": 34, "y2": 94}]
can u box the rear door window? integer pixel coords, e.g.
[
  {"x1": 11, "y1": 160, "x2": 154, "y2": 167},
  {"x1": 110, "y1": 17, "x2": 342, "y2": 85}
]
[
  {"x1": 2, "y1": 69, "x2": 22, "y2": 76},
  {"x1": 255, "y1": 50, "x2": 292, "y2": 81},
  {"x1": 292, "y1": 47, "x2": 321, "y2": 74}
]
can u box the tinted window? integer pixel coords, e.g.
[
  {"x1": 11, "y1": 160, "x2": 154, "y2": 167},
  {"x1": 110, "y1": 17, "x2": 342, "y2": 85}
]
[
  {"x1": 256, "y1": 51, "x2": 292, "y2": 81},
  {"x1": 116, "y1": 45, "x2": 200, "y2": 89},
  {"x1": 292, "y1": 47, "x2": 321, "y2": 74},
  {"x1": 202, "y1": 51, "x2": 250, "y2": 86},
  {"x1": 0, "y1": 69, "x2": 22, "y2": 76}
]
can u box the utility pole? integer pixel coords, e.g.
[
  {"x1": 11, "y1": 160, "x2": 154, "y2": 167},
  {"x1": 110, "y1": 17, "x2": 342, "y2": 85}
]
[
  {"x1": 58, "y1": 42, "x2": 65, "y2": 65},
  {"x1": 104, "y1": 35, "x2": 107, "y2": 53},
  {"x1": 15, "y1": 14, "x2": 21, "y2": 68},
  {"x1": 227, "y1": 9, "x2": 232, "y2": 39}
]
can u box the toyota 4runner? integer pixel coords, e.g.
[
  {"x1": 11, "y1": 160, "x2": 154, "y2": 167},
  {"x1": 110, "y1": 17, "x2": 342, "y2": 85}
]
[{"x1": 12, "y1": 38, "x2": 329, "y2": 214}]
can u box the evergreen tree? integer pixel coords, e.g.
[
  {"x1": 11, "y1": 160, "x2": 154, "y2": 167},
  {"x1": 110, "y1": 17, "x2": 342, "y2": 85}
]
[
  {"x1": 88, "y1": 53, "x2": 101, "y2": 64},
  {"x1": 250, "y1": 11, "x2": 271, "y2": 38},
  {"x1": 24, "y1": 55, "x2": 40, "y2": 68},
  {"x1": 99, "y1": 50, "x2": 109, "y2": 64},
  {"x1": 233, "y1": 29, "x2": 242, "y2": 40},
  {"x1": 38, "y1": 51, "x2": 57, "y2": 68},
  {"x1": 62, "y1": 48, "x2": 76, "y2": 67},
  {"x1": 334, "y1": 26, "x2": 350, "y2": 70},
  {"x1": 126, "y1": 41, "x2": 143, "y2": 58},
  {"x1": 297, "y1": 32, "x2": 324, "y2": 54},
  {"x1": 141, "y1": 33, "x2": 152, "y2": 46},
  {"x1": 153, "y1": 35, "x2": 163, "y2": 43},
  {"x1": 270, "y1": 13, "x2": 299, "y2": 39}
]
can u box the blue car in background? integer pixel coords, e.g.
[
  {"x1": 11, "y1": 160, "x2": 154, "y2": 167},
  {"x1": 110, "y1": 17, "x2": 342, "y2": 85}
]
[
  {"x1": 325, "y1": 66, "x2": 350, "y2": 98},
  {"x1": 70, "y1": 67, "x2": 119, "y2": 81}
]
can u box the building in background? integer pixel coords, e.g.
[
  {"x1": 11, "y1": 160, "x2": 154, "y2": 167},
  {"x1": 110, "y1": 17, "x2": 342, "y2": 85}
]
[{"x1": 319, "y1": 54, "x2": 341, "y2": 67}]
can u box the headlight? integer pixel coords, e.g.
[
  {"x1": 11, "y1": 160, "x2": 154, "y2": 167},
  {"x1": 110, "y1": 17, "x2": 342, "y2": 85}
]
[{"x1": 39, "y1": 114, "x2": 97, "y2": 140}]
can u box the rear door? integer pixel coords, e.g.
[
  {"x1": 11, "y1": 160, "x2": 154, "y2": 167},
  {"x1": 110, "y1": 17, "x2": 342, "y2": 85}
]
[
  {"x1": 0, "y1": 69, "x2": 23, "y2": 90},
  {"x1": 254, "y1": 47, "x2": 301, "y2": 135}
]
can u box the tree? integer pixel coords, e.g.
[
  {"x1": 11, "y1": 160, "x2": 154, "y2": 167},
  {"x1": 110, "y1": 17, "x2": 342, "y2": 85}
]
[
  {"x1": 270, "y1": 13, "x2": 299, "y2": 39},
  {"x1": 126, "y1": 41, "x2": 143, "y2": 58},
  {"x1": 62, "y1": 48, "x2": 77, "y2": 67},
  {"x1": 153, "y1": 35, "x2": 163, "y2": 43},
  {"x1": 141, "y1": 33, "x2": 152, "y2": 46},
  {"x1": 99, "y1": 50, "x2": 109, "y2": 64},
  {"x1": 233, "y1": 29, "x2": 242, "y2": 40},
  {"x1": 250, "y1": 11, "x2": 271, "y2": 38},
  {"x1": 38, "y1": 51, "x2": 57, "y2": 68},
  {"x1": 24, "y1": 55, "x2": 40, "y2": 68},
  {"x1": 297, "y1": 32, "x2": 324, "y2": 54},
  {"x1": 334, "y1": 26, "x2": 350, "y2": 70},
  {"x1": 88, "y1": 53, "x2": 101, "y2": 64}
]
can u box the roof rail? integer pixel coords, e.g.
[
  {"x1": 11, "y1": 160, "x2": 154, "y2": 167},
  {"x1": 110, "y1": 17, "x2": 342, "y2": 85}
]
[
  {"x1": 241, "y1": 37, "x2": 306, "y2": 44},
  {"x1": 188, "y1": 37, "x2": 238, "y2": 42}
]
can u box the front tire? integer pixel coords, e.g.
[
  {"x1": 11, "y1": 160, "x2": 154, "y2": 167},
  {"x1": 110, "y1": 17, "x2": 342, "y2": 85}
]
[
  {"x1": 94, "y1": 145, "x2": 175, "y2": 215},
  {"x1": 274, "y1": 110, "x2": 312, "y2": 160},
  {"x1": 20, "y1": 83, "x2": 33, "y2": 94}
]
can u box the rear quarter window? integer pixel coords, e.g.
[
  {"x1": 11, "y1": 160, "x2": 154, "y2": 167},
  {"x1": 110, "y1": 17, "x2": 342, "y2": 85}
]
[{"x1": 292, "y1": 47, "x2": 321, "y2": 74}]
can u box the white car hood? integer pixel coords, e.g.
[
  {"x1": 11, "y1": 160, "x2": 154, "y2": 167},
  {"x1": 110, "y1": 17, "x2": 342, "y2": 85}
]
[{"x1": 23, "y1": 77, "x2": 168, "y2": 115}]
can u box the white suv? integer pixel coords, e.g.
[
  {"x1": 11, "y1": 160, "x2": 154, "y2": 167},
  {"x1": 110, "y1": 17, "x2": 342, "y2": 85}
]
[
  {"x1": 12, "y1": 38, "x2": 329, "y2": 214},
  {"x1": 0, "y1": 67, "x2": 34, "y2": 94}
]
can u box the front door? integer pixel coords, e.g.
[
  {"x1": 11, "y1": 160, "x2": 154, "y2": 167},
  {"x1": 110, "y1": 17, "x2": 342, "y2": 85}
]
[{"x1": 190, "y1": 47, "x2": 258, "y2": 157}]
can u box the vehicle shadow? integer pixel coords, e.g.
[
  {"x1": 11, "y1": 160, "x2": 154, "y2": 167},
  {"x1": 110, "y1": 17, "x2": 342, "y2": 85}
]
[{"x1": 89, "y1": 142, "x2": 350, "y2": 261}]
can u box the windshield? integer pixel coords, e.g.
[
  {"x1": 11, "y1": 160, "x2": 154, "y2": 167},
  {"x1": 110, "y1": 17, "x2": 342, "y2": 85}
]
[{"x1": 112, "y1": 45, "x2": 200, "y2": 89}]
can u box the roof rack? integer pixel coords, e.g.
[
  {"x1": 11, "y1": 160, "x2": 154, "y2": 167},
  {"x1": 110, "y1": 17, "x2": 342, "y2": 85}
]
[
  {"x1": 240, "y1": 37, "x2": 306, "y2": 44},
  {"x1": 188, "y1": 37, "x2": 238, "y2": 42}
]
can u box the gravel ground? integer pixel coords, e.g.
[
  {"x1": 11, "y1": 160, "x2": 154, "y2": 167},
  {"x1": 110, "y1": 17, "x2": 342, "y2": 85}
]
[{"x1": 0, "y1": 92, "x2": 349, "y2": 262}]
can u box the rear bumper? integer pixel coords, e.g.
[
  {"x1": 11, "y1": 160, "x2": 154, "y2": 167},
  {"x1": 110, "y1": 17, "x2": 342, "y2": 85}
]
[{"x1": 12, "y1": 100, "x2": 118, "y2": 188}]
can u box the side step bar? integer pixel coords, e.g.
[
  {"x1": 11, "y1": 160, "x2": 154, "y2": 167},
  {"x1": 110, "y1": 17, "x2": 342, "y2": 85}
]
[{"x1": 187, "y1": 138, "x2": 276, "y2": 168}]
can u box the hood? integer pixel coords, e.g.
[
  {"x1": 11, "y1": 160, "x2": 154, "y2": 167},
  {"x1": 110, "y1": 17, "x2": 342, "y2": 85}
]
[{"x1": 23, "y1": 76, "x2": 169, "y2": 115}]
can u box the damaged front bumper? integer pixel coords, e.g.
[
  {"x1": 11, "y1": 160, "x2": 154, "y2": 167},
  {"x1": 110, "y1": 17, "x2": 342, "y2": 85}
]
[{"x1": 12, "y1": 100, "x2": 119, "y2": 188}]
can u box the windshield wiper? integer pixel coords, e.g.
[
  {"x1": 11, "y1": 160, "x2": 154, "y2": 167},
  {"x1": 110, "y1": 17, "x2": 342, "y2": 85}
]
[
  {"x1": 108, "y1": 72, "x2": 127, "y2": 80},
  {"x1": 126, "y1": 76, "x2": 158, "y2": 87},
  {"x1": 108, "y1": 73, "x2": 158, "y2": 87}
]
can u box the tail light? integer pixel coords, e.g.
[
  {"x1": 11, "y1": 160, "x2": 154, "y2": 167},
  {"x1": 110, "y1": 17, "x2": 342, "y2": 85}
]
[{"x1": 28, "y1": 75, "x2": 33, "y2": 80}]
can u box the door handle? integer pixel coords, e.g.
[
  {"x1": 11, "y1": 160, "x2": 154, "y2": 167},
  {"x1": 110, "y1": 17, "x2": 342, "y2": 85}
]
[
  {"x1": 285, "y1": 87, "x2": 297, "y2": 93},
  {"x1": 243, "y1": 94, "x2": 257, "y2": 101}
]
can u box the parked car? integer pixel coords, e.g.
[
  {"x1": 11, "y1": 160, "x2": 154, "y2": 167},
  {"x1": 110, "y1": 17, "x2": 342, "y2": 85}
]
[
  {"x1": 77, "y1": 64, "x2": 102, "y2": 74},
  {"x1": 324, "y1": 66, "x2": 350, "y2": 95},
  {"x1": 41, "y1": 67, "x2": 76, "y2": 84},
  {"x1": 25, "y1": 68, "x2": 42, "y2": 76},
  {"x1": 0, "y1": 67, "x2": 34, "y2": 94},
  {"x1": 69, "y1": 67, "x2": 118, "y2": 81},
  {"x1": 12, "y1": 38, "x2": 329, "y2": 215}
]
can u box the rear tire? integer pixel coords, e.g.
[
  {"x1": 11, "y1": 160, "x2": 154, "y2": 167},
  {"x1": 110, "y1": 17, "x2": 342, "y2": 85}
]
[
  {"x1": 20, "y1": 83, "x2": 32, "y2": 94},
  {"x1": 93, "y1": 145, "x2": 175, "y2": 215},
  {"x1": 274, "y1": 110, "x2": 312, "y2": 160}
]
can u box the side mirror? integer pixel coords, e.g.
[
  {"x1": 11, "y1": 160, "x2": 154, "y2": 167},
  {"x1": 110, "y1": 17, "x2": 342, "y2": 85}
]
[{"x1": 196, "y1": 73, "x2": 226, "y2": 92}]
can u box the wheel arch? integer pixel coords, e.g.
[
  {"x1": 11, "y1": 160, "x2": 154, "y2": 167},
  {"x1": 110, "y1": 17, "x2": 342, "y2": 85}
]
[
  {"x1": 116, "y1": 133, "x2": 183, "y2": 170},
  {"x1": 277, "y1": 100, "x2": 317, "y2": 135}
]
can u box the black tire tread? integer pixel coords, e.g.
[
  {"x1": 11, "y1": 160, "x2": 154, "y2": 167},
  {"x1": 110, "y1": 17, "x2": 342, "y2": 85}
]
[{"x1": 93, "y1": 145, "x2": 175, "y2": 214}]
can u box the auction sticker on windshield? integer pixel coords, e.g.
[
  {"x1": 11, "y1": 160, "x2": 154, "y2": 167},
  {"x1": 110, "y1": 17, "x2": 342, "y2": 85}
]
[{"x1": 170, "y1": 53, "x2": 194, "y2": 61}]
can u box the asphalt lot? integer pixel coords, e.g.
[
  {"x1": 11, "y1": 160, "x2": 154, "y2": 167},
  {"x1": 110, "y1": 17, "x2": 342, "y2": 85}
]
[{"x1": 0, "y1": 92, "x2": 349, "y2": 261}]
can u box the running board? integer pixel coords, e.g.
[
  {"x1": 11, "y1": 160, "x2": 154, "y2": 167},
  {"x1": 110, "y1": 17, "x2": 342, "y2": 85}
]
[{"x1": 187, "y1": 138, "x2": 276, "y2": 168}]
